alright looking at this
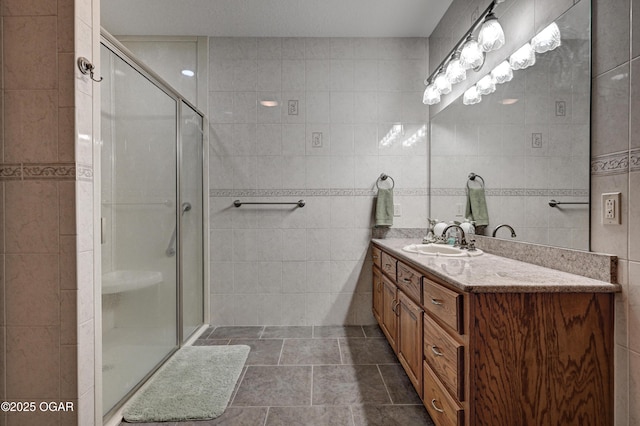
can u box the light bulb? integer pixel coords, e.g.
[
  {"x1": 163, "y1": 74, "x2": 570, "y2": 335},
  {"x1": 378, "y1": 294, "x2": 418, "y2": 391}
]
[
  {"x1": 531, "y1": 22, "x2": 561, "y2": 53},
  {"x1": 478, "y1": 14, "x2": 505, "y2": 52},
  {"x1": 423, "y1": 84, "x2": 441, "y2": 105},
  {"x1": 460, "y1": 39, "x2": 484, "y2": 70},
  {"x1": 509, "y1": 43, "x2": 536, "y2": 70},
  {"x1": 491, "y1": 60, "x2": 513, "y2": 84},
  {"x1": 463, "y1": 86, "x2": 482, "y2": 105},
  {"x1": 434, "y1": 72, "x2": 452, "y2": 95},
  {"x1": 476, "y1": 74, "x2": 496, "y2": 95},
  {"x1": 445, "y1": 58, "x2": 467, "y2": 84}
]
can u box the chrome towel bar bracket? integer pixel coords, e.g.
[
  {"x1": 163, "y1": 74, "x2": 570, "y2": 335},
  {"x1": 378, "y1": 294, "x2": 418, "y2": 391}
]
[{"x1": 233, "y1": 200, "x2": 305, "y2": 208}]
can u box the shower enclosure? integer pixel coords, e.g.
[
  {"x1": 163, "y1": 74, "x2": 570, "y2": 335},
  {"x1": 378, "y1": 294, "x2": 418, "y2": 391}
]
[{"x1": 100, "y1": 33, "x2": 205, "y2": 417}]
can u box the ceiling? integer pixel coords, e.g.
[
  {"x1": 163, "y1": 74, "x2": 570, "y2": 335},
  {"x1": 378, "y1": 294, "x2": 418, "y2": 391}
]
[{"x1": 101, "y1": 0, "x2": 453, "y2": 38}]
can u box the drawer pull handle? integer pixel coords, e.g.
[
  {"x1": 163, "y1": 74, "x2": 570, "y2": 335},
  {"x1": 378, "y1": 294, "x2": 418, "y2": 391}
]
[
  {"x1": 431, "y1": 298, "x2": 443, "y2": 305},
  {"x1": 391, "y1": 300, "x2": 398, "y2": 313},
  {"x1": 402, "y1": 277, "x2": 411, "y2": 283},
  {"x1": 431, "y1": 345, "x2": 444, "y2": 357},
  {"x1": 373, "y1": 255, "x2": 379, "y2": 259},
  {"x1": 431, "y1": 399, "x2": 444, "y2": 413}
]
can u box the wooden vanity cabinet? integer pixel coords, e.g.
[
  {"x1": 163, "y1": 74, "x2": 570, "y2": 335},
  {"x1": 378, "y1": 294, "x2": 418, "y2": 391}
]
[
  {"x1": 397, "y1": 290, "x2": 423, "y2": 398},
  {"x1": 372, "y1": 266, "x2": 383, "y2": 323},
  {"x1": 380, "y1": 275, "x2": 398, "y2": 351},
  {"x1": 372, "y1": 243, "x2": 615, "y2": 426}
]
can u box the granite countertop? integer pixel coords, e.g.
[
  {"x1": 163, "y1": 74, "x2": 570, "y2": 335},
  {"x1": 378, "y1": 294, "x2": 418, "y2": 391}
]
[{"x1": 372, "y1": 238, "x2": 622, "y2": 294}]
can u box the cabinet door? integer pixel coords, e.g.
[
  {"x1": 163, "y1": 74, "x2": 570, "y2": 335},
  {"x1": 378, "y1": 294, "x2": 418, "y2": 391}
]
[
  {"x1": 372, "y1": 266, "x2": 383, "y2": 324},
  {"x1": 381, "y1": 276, "x2": 398, "y2": 352},
  {"x1": 398, "y1": 291, "x2": 424, "y2": 398}
]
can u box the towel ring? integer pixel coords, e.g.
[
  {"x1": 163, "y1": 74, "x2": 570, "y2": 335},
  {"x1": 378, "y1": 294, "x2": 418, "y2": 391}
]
[
  {"x1": 376, "y1": 173, "x2": 395, "y2": 189},
  {"x1": 467, "y1": 172, "x2": 484, "y2": 190}
]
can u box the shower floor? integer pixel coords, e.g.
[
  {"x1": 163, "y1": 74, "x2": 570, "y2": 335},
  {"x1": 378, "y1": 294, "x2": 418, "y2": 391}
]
[{"x1": 118, "y1": 325, "x2": 434, "y2": 426}]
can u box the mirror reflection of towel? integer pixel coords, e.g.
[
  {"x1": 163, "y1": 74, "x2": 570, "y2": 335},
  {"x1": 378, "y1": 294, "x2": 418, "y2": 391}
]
[
  {"x1": 465, "y1": 187, "x2": 489, "y2": 227},
  {"x1": 375, "y1": 188, "x2": 394, "y2": 227}
]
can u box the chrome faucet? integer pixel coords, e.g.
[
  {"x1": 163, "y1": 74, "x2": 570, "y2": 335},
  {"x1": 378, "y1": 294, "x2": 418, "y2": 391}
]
[
  {"x1": 441, "y1": 224, "x2": 467, "y2": 248},
  {"x1": 492, "y1": 224, "x2": 517, "y2": 238},
  {"x1": 423, "y1": 218, "x2": 439, "y2": 244}
]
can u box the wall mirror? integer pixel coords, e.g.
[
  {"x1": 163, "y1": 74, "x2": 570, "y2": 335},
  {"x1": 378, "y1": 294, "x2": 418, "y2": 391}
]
[{"x1": 429, "y1": 0, "x2": 591, "y2": 250}]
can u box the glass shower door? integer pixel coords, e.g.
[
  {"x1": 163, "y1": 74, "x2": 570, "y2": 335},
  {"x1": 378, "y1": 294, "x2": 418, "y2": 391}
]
[
  {"x1": 180, "y1": 101, "x2": 204, "y2": 340},
  {"x1": 100, "y1": 43, "x2": 179, "y2": 415}
]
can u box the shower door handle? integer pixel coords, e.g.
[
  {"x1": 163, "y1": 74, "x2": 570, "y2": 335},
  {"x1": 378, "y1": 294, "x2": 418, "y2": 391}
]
[{"x1": 165, "y1": 202, "x2": 192, "y2": 257}]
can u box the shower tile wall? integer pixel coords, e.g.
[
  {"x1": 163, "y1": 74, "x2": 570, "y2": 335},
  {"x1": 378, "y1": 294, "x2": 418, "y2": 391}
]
[
  {"x1": 431, "y1": 0, "x2": 639, "y2": 423},
  {"x1": 0, "y1": 0, "x2": 98, "y2": 423},
  {"x1": 208, "y1": 37, "x2": 429, "y2": 326}
]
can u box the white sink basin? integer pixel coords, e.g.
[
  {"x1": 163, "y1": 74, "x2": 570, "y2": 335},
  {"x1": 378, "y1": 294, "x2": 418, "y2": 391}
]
[
  {"x1": 102, "y1": 270, "x2": 163, "y2": 294},
  {"x1": 402, "y1": 243, "x2": 483, "y2": 257}
]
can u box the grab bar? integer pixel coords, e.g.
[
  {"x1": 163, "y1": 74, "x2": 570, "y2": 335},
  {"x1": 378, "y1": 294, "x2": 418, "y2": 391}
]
[
  {"x1": 233, "y1": 200, "x2": 305, "y2": 208},
  {"x1": 548, "y1": 199, "x2": 588, "y2": 208},
  {"x1": 166, "y1": 202, "x2": 192, "y2": 257}
]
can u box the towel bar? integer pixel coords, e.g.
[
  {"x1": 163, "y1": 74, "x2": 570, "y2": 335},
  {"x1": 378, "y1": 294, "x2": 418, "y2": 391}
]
[
  {"x1": 233, "y1": 200, "x2": 305, "y2": 208},
  {"x1": 548, "y1": 199, "x2": 588, "y2": 208}
]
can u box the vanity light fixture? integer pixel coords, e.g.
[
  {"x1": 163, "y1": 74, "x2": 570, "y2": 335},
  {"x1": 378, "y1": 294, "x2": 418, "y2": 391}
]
[
  {"x1": 478, "y1": 12, "x2": 505, "y2": 52},
  {"x1": 181, "y1": 69, "x2": 195, "y2": 77},
  {"x1": 259, "y1": 100, "x2": 279, "y2": 107},
  {"x1": 460, "y1": 37, "x2": 485, "y2": 70},
  {"x1": 423, "y1": 84, "x2": 441, "y2": 105},
  {"x1": 463, "y1": 86, "x2": 482, "y2": 105},
  {"x1": 476, "y1": 74, "x2": 497, "y2": 95},
  {"x1": 445, "y1": 54, "x2": 467, "y2": 84},
  {"x1": 491, "y1": 60, "x2": 513, "y2": 84},
  {"x1": 509, "y1": 43, "x2": 536, "y2": 70},
  {"x1": 531, "y1": 22, "x2": 561, "y2": 53},
  {"x1": 434, "y1": 72, "x2": 452, "y2": 95},
  {"x1": 422, "y1": 0, "x2": 505, "y2": 105}
]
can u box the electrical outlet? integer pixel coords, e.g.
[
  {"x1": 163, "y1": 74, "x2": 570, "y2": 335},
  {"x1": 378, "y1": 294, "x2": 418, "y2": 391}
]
[
  {"x1": 602, "y1": 192, "x2": 621, "y2": 225},
  {"x1": 455, "y1": 203, "x2": 464, "y2": 217},
  {"x1": 288, "y1": 100, "x2": 298, "y2": 115},
  {"x1": 532, "y1": 133, "x2": 543, "y2": 148},
  {"x1": 393, "y1": 203, "x2": 402, "y2": 217},
  {"x1": 555, "y1": 100, "x2": 566, "y2": 117},
  {"x1": 312, "y1": 132, "x2": 323, "y2": 147}
]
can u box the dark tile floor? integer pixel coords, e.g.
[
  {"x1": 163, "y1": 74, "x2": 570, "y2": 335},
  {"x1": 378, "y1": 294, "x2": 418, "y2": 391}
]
[{"x1": 121, "y1": 325, "x2": 435, "y2": 426}]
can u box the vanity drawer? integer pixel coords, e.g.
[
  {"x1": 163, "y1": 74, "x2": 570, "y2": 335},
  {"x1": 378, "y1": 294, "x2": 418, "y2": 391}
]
[
  {"x1": 397, "y1": 261, "x2": 422, "y2": 303},
  {"x1": 424, "y1": 313, "x2": 464, "y2": 402},
  {"x1": 380, "y1": 251, "x2": 397, "y2": 281},
  {"x1": 423, "y1": 362, "x2": 464, "y2": 426},
  {"x1": 372, "y1": 246, "x2": 382, "y2": 269},
  {"x1": 423, "y1": 278, "x2": 463, "y2": 334}
]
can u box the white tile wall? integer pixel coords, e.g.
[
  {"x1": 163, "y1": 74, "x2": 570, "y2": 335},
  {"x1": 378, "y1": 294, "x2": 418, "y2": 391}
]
[{"x1": 209, "y1": 37, "x2": 428, "y2": 325}]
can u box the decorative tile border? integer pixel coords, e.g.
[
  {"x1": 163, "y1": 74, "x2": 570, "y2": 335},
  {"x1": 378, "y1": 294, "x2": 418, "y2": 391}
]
[
  {"x1": 23, "y1": 163, "x2": 75, "y2": 180},
  {"x1": 210, "y1": 188, "x2": 587, "y2": 198},
  {"x1": 210, "y1": 188, "x2": 429, "y2": 197},
  {"x1": 0, "y1": 163, "x2": 22, "y2": 180},
  {"x1": 430, "y1": 188, "x2": 588, "y2": 197},
  {"x1": 591, "y1": 152, "x2": 628, "y2": 176},
  {"x1": 0, "y1": 162, "x2": 92, "y2": 181},
  {"x1": 77, "y1": 164, "x2": 94, "y2": 181},
  {"x1": 630, "y1": 148, "x2": 640, "y2": 172}
]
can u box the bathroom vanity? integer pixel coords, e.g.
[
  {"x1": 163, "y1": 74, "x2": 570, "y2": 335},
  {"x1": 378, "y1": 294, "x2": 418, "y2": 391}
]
[{"x1": 372, "y1": 238, "x2": 620, "y2": 426}]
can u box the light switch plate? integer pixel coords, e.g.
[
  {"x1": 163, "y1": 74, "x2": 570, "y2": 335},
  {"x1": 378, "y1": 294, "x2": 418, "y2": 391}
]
[
  {"x1": 602, "y1": 192, "x2": 621, "y2": 225},
  {"x1": 393, "y1": 203, "x2": 401, "y2": 217}
]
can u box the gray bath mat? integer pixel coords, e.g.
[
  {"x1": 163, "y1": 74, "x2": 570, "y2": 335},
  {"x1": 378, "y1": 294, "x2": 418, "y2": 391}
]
[{"x1": 123, "y1": 345, "x2": 250, "y2": 422}]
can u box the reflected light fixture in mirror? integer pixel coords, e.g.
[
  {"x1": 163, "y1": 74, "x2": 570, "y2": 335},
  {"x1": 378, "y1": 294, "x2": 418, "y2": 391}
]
[
  {"x1": 509, "y1": 43, "x2": 536, "y2": 70},
  {"x1": 491, "y1": 60, "x2": 513, "y2": 84},
  {"x1": 463, "y1": 86, "x2": 482, "y2": 105},
  {"x1": 476, "y1": 74, "x2": 496, "y2": 95},
  {"x1": 532, "y1": 22, "x2": 562, "y2": 53}
]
